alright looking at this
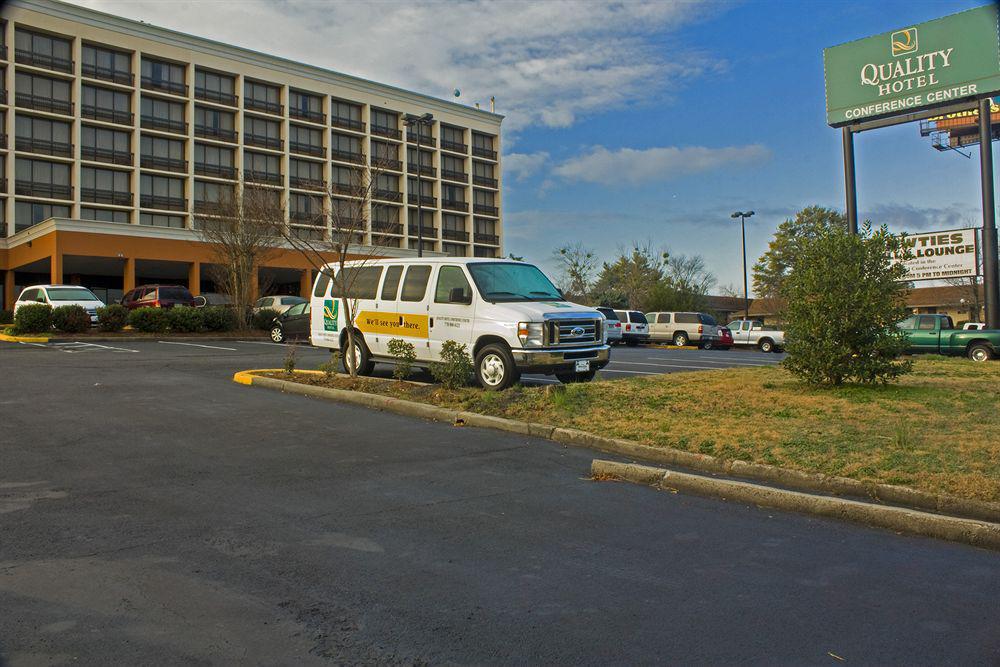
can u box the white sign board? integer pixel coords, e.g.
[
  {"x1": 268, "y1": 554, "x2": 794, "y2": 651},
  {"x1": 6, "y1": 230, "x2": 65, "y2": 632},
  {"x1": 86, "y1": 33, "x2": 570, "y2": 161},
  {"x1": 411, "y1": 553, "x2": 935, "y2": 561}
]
[{"x1": 892, "y1": 228, "x2": 979, "y2": 281}]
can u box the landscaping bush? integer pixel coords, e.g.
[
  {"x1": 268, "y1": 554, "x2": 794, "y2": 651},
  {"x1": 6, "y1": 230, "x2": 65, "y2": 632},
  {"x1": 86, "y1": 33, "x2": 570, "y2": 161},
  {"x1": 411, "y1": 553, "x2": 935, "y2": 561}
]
[
  {"x1": 430, "y1": 340, "x2": 473, "y2": 389},
  {"x1": 128, "y1": 306, "x2": 170, "y2": 333},
  {"x1": 167, "y1": 306, "x2": 204, "y2": 333},
  {"x1": 0, "y1": 309, "x2": 13, "y2": 325},
  {"x1": 201, "y1": 306, "x2": 237, "y2": 332},
  {"x1": 96, "y1": 304, "x2": 129, "y2": 332},
  {"x1": 387, "y1": 338, "x2": 417, "y2": 381},
  {"x1": 253, "y1": 307, "x2": 281, "y2": 330},
  {"x1": 52, "y1": 305, "x2": 91, "y2": 333},
  {"x1": 13, "y1": 303, "x2": 53, "y2": 334}
]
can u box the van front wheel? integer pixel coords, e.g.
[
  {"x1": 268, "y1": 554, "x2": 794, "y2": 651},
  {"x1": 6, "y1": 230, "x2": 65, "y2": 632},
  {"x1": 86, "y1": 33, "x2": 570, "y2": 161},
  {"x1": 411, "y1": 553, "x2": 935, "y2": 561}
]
[
  {"x1": 475, "y1": 344, "x2": 519, "y2": 390},
  {"x1": 341, "y1": 334, "x2": 375, "y2": 376}
]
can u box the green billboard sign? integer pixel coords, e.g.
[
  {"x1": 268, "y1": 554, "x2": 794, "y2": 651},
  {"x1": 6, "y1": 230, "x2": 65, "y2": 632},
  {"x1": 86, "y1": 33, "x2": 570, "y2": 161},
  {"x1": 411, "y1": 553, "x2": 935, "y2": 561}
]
[{"x1": 824, "y1": 4, "x2": 1000, "y2": 127}]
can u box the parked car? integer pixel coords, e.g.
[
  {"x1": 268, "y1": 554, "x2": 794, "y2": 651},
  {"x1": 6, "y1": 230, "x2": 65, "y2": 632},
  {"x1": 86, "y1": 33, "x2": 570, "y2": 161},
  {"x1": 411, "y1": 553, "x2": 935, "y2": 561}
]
[
  {"x1": 311, "y1": 258, "x2": 610, "y2": 389},
  {"x1": 726, "y1": 319, "x2": 785, "y2": 352},
  {"x1": 254, "y1": 295, "x2": 307, "y2": 315},
  {"x1": 121, "y1": 285, "x2": 197, "y2": 310},
  {"x1": 646, "y1": 311, "x2": 720, "y2": 348},
  {"x1": 897, "y1": 314, "x2": 999, "y2": 361},
  {"x1": 612, "y1": 309, "x2": 649, "y2": 346},
  {"x1": 714, "y1": 326, "x2": 734, "y2": 350},
  {"x1": 269, "y1": 302, "x2": 312, "y2": 343},
  {"x1": 962, "y1": 322, "x2": 986, "y2": 331},
  {"x1": 595, "y1": 307, "x2": 623, "y2": 345},
  {"x1": 193, "y1": 292, "x2": 233, "y2": 308},
  {"x1": 14, "y1": 285, "x2": 105, "y2": 324}
]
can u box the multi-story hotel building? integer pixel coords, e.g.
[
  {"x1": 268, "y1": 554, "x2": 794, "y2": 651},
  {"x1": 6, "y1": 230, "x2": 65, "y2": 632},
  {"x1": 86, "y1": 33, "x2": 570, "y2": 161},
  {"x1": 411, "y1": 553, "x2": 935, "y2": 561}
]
[{"x1": 0, "y1": 0, "x2": 503, "y2": 306}]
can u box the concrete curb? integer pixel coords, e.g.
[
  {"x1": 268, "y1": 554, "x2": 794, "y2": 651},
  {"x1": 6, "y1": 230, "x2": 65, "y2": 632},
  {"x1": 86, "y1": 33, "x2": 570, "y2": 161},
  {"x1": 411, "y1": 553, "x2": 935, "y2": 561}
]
[
  {"x1": 591, "y1": 460, "x2": 1000, "y2": 551},
  {"x1": 0, "y1": 332, "x2": 51, "y2": 343},
  {"x1": 233, "y1": 370, "x2": 1000, "y2": 525}
]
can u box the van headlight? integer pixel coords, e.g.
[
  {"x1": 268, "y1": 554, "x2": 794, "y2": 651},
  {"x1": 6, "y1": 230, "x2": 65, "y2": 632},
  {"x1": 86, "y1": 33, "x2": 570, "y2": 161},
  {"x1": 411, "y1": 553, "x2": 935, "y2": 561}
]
[{"x1": 517, "y1": 321, "x2": 544, "y2": 347}]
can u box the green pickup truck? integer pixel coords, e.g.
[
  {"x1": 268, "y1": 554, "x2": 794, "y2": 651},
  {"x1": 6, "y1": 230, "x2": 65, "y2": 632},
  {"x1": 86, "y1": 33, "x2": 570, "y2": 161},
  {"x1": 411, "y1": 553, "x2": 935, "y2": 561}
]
[{"x1": 897, "y1": 314, "x2": 1000, "y2": 362}]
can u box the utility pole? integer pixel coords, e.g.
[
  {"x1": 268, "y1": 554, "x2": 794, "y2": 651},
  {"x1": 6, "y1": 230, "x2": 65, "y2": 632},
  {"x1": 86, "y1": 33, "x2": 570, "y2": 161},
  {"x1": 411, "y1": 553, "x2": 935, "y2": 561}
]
[
  {"x1": 979, "y1": 98, "x2": 1000, "y2": 328},
  {"x1": 731, "y1": 211, "x2": 755, "y2": 319}
]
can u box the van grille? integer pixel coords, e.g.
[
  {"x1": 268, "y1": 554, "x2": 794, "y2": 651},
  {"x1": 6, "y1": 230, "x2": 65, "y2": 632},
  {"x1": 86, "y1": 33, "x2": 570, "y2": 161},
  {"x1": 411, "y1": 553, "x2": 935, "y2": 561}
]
[{"x1": 547, "y1": 318, "x2": 601, "y2": 346}]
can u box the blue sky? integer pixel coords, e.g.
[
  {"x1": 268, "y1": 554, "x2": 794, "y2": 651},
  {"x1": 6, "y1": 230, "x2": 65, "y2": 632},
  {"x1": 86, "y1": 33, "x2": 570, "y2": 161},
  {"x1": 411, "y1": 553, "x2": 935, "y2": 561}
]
[{"x1": 78, "y1": 0, "x2": 990, "y2": 293}]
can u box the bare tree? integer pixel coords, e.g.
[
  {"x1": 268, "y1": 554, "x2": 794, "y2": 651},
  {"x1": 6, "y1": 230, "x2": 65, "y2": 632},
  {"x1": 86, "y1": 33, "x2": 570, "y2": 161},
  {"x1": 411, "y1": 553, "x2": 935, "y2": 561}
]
[
  {"x1": 552, "y1": 242, "x2": 597, "y2": 301},
  {"x1": 196, "y1": 184, "x2": 284, "y2": 330},
  {"x1": 944, "y1": 275, "x2": 983, "y2": 323},
  {"x1": 717, "y1": 283, "x2": 742, "y2": 298},
  {"x1": 275, "y1": 159, "x2": 398, "y2": 376}
]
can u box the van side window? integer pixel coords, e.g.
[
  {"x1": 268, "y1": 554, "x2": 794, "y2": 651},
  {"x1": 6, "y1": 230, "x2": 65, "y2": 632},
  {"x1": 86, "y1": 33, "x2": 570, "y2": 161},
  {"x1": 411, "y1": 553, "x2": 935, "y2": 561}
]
[
  {"x1": 434, "y1": 266, "x2": 472, "y2": 303},
  {"x1": 331, "y1": 266, "x2": 383, "y2": 299},
  {"x1": 400, "y1": 265, "x2": 431, "y2": 302},
  {"x1": 657, "y1": 313, "x2": 671, "y2": 324},
  {"x1": 381, "y1": 266, "x2": 403, "y2": 301},
  {"x1": 313, "y1": 271, "x2": 332, "y2": 298}
]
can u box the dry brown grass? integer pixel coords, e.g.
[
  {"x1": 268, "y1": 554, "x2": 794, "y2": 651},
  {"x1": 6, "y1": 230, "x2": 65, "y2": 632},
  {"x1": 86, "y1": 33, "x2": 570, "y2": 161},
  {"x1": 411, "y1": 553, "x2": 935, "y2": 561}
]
[{"x1": 269, "y1": 357, "x2": 1000, "y2": 502}]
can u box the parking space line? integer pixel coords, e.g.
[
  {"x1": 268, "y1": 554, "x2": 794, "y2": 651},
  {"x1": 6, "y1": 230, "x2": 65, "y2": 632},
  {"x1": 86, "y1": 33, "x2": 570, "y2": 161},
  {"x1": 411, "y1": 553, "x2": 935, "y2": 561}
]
[
  {"x1": 237, "y1": 340, "x2": 289, "y2": 346},
  {"x1": 158, "y1": 341, "x2": 238, "y2": 351}
]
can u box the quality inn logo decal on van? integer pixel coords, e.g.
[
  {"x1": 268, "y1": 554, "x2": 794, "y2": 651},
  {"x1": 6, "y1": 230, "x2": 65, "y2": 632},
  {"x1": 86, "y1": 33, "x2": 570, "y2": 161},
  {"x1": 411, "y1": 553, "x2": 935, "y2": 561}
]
[
  {"x1": 323, "y1": 299, "x2": 339, "y2": 331},
  {"x1": 891, "y1": 27, "x2": 917, "y2": 57}
]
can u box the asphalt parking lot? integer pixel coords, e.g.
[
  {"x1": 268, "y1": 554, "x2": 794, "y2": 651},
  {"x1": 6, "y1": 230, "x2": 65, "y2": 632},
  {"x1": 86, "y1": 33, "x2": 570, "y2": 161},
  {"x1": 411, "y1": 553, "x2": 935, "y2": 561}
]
[{"x1": 1, "y1": 338, "x2": 998, "y2": 664}]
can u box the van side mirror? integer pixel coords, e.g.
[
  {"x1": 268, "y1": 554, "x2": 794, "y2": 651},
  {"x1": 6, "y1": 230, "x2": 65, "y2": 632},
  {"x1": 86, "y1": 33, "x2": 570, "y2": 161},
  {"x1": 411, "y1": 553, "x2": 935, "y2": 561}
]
[{"x1": 449, "y1": 287, "x2": 472, "y2": 304}]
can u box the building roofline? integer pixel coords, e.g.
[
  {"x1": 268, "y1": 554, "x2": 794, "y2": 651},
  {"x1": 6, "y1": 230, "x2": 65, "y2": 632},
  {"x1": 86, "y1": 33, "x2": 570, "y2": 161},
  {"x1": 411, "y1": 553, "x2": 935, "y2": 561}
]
[{"x1": 7, "y1": 0, "x2": 504, "y2": 126}]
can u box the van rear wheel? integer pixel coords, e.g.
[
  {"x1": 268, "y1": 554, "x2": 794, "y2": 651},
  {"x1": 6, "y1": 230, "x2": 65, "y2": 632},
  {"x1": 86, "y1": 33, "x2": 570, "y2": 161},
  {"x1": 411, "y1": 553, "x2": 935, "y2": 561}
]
[
  {"x1": 475, "y1": 343, "x2": 519, "y2": 390},
  {"x1": 341, "y1": 334, "x2": 375, "y2": 376}
]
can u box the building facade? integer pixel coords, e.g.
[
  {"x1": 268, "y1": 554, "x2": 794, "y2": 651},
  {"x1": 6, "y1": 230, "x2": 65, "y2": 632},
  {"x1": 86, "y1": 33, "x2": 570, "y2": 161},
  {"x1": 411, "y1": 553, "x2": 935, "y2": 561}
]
[{"x1": 0, "y1": 0, "x2": 503, "y2": 306}]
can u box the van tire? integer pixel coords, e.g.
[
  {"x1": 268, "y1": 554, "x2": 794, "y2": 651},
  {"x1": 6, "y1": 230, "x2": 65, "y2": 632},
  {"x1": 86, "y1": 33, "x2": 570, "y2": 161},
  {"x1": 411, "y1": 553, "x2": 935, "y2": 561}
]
[
  {"x1": 475, "y1": 343, "x2": 519, "y2": 390},
  {"x1": 556, "y1": 370, "x2": 597, "y2": 384},
  {"x1": 341, "y1": 334, "x2": 375, "y2": 376},
  {"x1": 673, "y1": 332, "x2": 688, "y2": 347},
  {"x1": 758, "y1": 338, "x2": 774, "y2": 353},
  {"x1": 968, "y1": 343, "x2": 994, "y2": 362}
]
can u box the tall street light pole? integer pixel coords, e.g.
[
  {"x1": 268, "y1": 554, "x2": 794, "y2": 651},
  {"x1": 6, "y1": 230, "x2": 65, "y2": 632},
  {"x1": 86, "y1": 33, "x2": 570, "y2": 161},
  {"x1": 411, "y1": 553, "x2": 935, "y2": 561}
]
[
  {"x1": 731, "y1": 211, "x2": 754, "y2": 319},
  {"x1": 404, "y1": 112, "x2": 434, "y2": 258}
]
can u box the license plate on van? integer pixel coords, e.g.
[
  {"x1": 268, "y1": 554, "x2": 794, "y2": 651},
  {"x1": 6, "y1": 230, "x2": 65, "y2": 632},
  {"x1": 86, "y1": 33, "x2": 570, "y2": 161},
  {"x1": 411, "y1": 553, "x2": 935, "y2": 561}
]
[{"x1": 575, "y1": 360, "x2": 590, "y2": 372}]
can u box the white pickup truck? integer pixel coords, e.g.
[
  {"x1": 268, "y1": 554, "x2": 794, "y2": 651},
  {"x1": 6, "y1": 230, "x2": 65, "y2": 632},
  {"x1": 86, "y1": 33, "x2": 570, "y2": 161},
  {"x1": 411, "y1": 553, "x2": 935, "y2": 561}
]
[{"x1": 725, "y1": 319, "x2": 785, "y2": 353}]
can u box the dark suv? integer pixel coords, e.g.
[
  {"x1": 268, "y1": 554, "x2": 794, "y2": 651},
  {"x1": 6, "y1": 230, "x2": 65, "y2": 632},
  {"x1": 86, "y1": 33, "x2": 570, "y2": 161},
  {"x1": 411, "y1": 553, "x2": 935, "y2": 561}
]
[{"x1": 121, "y1": 285, "x2": 197, "y2": 310}]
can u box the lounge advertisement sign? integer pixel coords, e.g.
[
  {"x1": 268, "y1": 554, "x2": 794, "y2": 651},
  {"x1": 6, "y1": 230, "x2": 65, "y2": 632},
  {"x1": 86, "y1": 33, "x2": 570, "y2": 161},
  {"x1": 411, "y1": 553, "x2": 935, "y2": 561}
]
[
  {"x1": 892, "y1": 228, "x2": 979, "y2": 281},
  {"x1": 824, "y1": 4, "x2": 1000, "y2": 126}
]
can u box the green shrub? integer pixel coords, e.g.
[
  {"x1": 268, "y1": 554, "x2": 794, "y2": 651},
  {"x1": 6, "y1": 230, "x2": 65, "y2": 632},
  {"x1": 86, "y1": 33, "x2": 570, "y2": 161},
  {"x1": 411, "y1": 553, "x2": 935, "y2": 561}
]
[
  {"x1": 128, "y1": 306, "x2": 170, "y2": 333},
  {"x1": 429, "y1": 340, "x2": 473, "y2": 389},
  {"x1": 52, "y1": 305, "x2": 92, "y2": 333},
  {"x1": 13, "y1": 303, "x2": 53, "y2": 334},
  {"x1": 318, "y1": 350, "x2": 341, "y2": 379},
  {"x1": 201, "y1": 306, "x2": 237, "y2": 332},
  {"x1": 253, "y1": 307, "x2": 281, "y2": 330},
  {"x1": 0, "y1": 309, "x2": 13, "y2": 325},
  {"x1": 387, "y1": 338, "x2": 417, "y2": 381},
  {"x1": 96, "y1": 304, "x2": 129, "y2": 332},
  {"x1": 167, "y1": 306, "x2": 204, "y2": 333}
]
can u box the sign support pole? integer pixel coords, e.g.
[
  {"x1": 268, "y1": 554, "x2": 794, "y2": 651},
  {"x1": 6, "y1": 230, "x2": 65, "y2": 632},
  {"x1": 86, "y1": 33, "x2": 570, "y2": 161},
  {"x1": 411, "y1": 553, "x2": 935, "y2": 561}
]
[
  {"x1": 842, "y1": 126, "x2": 858, "y2": 234},
  {"x1": 979, "y1": 98, "x2": 1000, "y2": 328}
]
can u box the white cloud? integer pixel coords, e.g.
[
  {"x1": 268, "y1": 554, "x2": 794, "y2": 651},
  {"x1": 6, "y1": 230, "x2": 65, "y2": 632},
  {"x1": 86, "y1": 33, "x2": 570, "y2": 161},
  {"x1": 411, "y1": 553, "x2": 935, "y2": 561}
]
[
  {"x1": 70, "y1": 0, "x2": 723, "y2": 131},
  {"x1": 551, "y1": 144, "x2": 772, "y2": 185},
  {"x1": 503, "y1": 152, "x2": 549, "y2": 182}
]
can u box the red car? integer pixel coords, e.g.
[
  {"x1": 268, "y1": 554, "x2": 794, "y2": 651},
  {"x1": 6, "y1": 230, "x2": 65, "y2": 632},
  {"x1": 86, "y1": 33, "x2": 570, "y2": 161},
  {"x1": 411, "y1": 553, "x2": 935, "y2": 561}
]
[
  {"x1": 121, "y1": 284, "x2": 197, "y2": 310},
  {"x1": 715, "y1": 327, "x2": 734, "y2": 350}
]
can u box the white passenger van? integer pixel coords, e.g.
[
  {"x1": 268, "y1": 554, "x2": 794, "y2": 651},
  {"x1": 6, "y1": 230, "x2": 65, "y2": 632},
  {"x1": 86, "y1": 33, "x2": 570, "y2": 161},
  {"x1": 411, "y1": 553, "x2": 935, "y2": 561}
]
[{"x1": 310, "y1": 257, "x2": 610, "y2": 389}]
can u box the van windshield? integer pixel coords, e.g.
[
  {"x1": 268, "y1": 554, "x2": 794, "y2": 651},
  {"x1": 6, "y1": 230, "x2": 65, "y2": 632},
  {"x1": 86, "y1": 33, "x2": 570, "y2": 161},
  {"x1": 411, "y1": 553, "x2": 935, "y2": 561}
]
[{"x1": 467, "y1": 263, "x2": 562, "y2": 302}]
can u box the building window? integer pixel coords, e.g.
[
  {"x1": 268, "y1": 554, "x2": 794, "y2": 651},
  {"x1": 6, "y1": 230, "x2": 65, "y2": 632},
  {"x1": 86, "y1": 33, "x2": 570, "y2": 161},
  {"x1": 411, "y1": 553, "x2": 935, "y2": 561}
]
[
  {"x1": 82, "y1": 44, "x2": 132, "y2": 84},
  {"x1": 194, "y1": 143, "x2": 236, "y2": 179},
  {"x1": 15, "y1": 73, "x2": 72, "y2": 114},
  {"x1": 442, "y1": 213, "x2": 468, "y2": 241},
  {"x1": 330, "y1": 99, "x2": 363, "y2": 131},
  {"x1": 407, "y1": 207, "x2": 434, "y2": 234},
  {"x1": 15, "y1": 29, "x2": 72, "y2": 72},
  {"x1": 331, "y1": 132, "x2": 363, "y2": 163},
  {"x1": 193, "y1": 179, "x2": 229, "y2": 211},
  {"x1": 81, "y1": 85, "x2": 132, "y2": 125},
  {"x1": 140, "y1": 135, "x2": 186, "y2": 173},
  {"x1": 442, "y1": 184, "x2": 467, "y2": 211},
  {"x1": 442, "y1": 242, "x2": 466, "y2": 257},
  {"x1": 474, "y1": 245, "x2": 498, "y2": 258},
  {"x1": 15, "y1": 115, "x2": 72, "y2": 157},
  {"x1": 371, "y1": 141, "x2": 400, "y2": 170},
  {"x1": 473, "y1": 189, "x2": 497, "y2": 216},
  {"x1": 474, "y1": 217, "x2": 499, "y2": 245},
  {"x1": 407, "y1": 177, "x2": 435, "y2": 205},
  {"x1": 408, "y1": 239, "x2": 436, "y2": 253},
  {"x1": 82, "y1": 125, "x2": 131, "y2": 165},
  {"x1": 140, "y1": 212, "x2": 185, "y2": 228},
  {"x1": 243, "y1": 151, "x2": 282, "y2": 185},
  {"x1": 370, "y1": 108, "x2": 400, "y2": 139},
  {"x1": 407, "y1": 147, "x2": 434, "y2": 176},
  {"x1": 15, "y1": 158, "x2": 72, "y2": 199},
  {"x1": 472, "y1": 132, "x2": 497, "y2": 159},
  {"x1": 406, "y1": 122, "x2": 433, "y2": 145},
  {"x1": 473, "y1": 160, "x2": 497, "y2": 187},
  {"x1": 194, "y1": 106, "x2": 236, "y2": 142},
  {"x1": 244, "y1": 115, "x2": 282, "y2": 150},
  {"x1": 194, "y1": 68, "x2": 236, "y2": 105},
  {"x1": 14, "y1": 201, "x2": 70, "y2": 232},
  {"x1": 372, "y1": 204, "x2": 401, "y2": 234},
  {"x1": 244, "y1": 79, "x2": 281, "y2": 114},
  {"x1": 81, "y1": 207, "x2": 129, "y2": 223},
  {"x1": 442, "y1": 155, "x2": 467, "y2": 181},
  {"x1": 290, "y1": 192, "x2": 324, "y2": 224},
  {"x1": 289, "y1": 158, "x2": 324, "y2": 190},
  {"x1": 332, "y1": 165, "x2": 363, "y2": 195},
  {"x1": 289, "y1": 124, "x2": 324, "y2": 157},
  {"x1": 140, "y1": 96, "x2": 186, "y2": 133},
  {"x1": 441, "y1": 125, "x2": 467, "y2": 152},
  {"x1": 290, "y1": 90, "x2": 323, "y2": 122},
  {"x1": 141, "y1": 57, "x2": 187, "y2": 95},
  {"x1": 140, "y1": 173, "x2": 185, "y2": 210},
  {"x1": 81, "y1": 167, "x2": 131, "y2": 206}
]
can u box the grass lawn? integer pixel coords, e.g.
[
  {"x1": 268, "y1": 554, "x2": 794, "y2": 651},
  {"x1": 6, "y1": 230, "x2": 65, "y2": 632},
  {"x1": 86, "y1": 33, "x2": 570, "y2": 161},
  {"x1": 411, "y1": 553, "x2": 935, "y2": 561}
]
[{"x1": 274, "y1": 357, "x2": 1000, "y2": 503}]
